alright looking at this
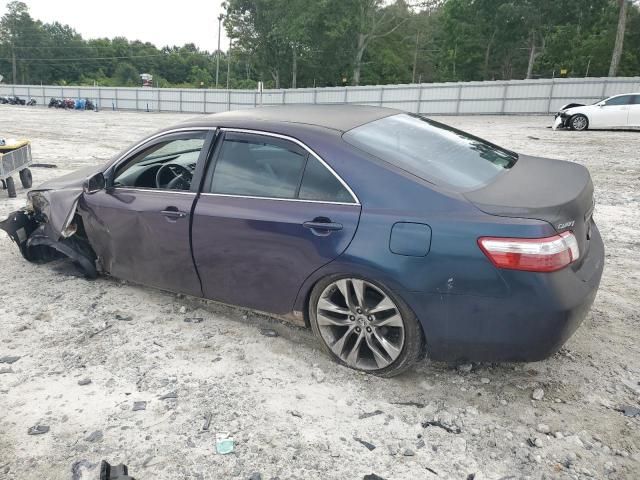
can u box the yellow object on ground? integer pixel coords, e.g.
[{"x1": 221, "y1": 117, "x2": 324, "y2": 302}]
[{"x1": 0, "y1": 138, "x2": 31, "y2": 152}]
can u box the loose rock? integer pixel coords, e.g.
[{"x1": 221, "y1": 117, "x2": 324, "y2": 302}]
[
  {"x1": 77, "y1": 378, "x2": 92, "y2": 386},
  {"x1": 132, "y1": 401, "x2": 147, "y2": 411},
  {"x1": 0, "y1": 355, "x2": 20, "y2": 364},
  {"x1": 532, "y1": 388, "x2": 545, "y2": 401},
  {"x1": 85, "y1": 430, "x2": 103, "y2": 442},
  {"x1": 27, "y1": 425, "x2": 49, "y2": 435}
]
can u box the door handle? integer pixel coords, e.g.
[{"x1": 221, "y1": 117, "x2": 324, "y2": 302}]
[
  {"x1": 303, "y1": 219, "x2": 343, "y2": 235},
  {"x1": 161, "y1": 207, "x2": 188, "y2": 219}
]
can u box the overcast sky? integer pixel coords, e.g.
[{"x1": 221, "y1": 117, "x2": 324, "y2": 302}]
[{"x1": 1, "y1": 0, "x2": 230, "y2": 52}]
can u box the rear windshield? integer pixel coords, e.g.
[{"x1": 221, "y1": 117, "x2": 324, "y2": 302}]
[{"x1": 343, "y1": 113, "x2": 517, "y2": 191}]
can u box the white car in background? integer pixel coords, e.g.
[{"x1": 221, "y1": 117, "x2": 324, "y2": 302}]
[{"x1": 553, "y1": 93, "x2": 640, "y2": 131}]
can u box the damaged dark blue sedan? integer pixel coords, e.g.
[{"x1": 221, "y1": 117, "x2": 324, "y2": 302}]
[{"x1": 0, "y1": 106, "x2": 604, "y2": 376}]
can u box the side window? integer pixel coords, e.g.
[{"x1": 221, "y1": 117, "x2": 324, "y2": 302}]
[
  {"x1": 604, "y1": 95, "x2": 632, "y2": 106},
  {"x1": 114, "y1": 132, "x2": 207, "y2": 191},
  {"x1": 209, "y1": 135, "x2": 307, "y2": 199},
  {"x1": 632, "y1": 95, "x2": 640, "y2": 105},
  {"x1": 299, "y1": 156, "x2": 354, "y2": 203}
]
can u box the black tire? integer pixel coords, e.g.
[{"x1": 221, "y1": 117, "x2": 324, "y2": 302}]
[
  {"x1": 309, "y1": 274, "x2": 424, "y2": 377},
  {"x1": 569, "y1": 114, "x2": 589, "y2": 131},
  {"x1": 1, "y1": 179, "x2": 5, "y2": 189},
  {"x1": 19, "y1": 168, "x2": 32, "y2": 188},
  {"x1": 6, "y1": 176, "x2": 16, "y2": 198}
]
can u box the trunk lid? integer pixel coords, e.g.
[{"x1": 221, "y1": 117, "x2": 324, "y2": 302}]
[{"x1": 464, "y1": 154, "x2": 594, "y2": 256}]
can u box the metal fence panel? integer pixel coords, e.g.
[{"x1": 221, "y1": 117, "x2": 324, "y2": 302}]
[{"x1": 1, "y1": 77, "x2": 638, "y2": 115}]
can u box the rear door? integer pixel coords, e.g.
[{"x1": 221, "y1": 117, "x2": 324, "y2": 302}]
[
  {"x1": 628, "y1": 95, "x2": 640, "y2": 126},
  {"x1": 82, "y1": 129, "x2": 213, "y2": 297},
  {"x1": 191, "y1": 130, "x2": 361, "y2": 315}
]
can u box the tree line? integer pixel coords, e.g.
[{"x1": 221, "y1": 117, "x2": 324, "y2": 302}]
[{"x1": 1, "y1": 0, "x2": 639, "y2": 89}]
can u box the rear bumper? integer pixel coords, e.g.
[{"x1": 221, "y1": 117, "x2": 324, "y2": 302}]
[{"x1": 403, "y1": 225, "x2": 604, "y2": 362}]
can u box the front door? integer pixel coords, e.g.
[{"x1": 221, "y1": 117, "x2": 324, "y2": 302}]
[
  {"x1": 191, "y1": 130, "x2": 361, "y2": 315},
  {"x1": 592, "y1": 94, "x2": 632, "y2": 128},
  {"x1": 82, "y1": 130, "x2": 213, "y2": 297}
]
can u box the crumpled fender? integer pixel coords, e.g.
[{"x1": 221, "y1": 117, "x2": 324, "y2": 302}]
[{"x1": 0, "y1": 200, "x2": 97, "y2": 279}]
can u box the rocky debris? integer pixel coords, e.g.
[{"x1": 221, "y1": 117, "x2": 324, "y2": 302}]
[
  {"x1": 457, "y1": 363, "x2": 473, "y2": 373},
  {"x1": 390, "y1": 401, "x2": 426, "y2": 408},
  {"x1": 422, "y1": 420, "x2": 461, "y2": 434},
  {"x1": 0, "y1": 366, "x2": 13, "y2": 374},
  {"x1": 354, "y1": 437, "x2": 376, "y2": 451},
  {"x1": 537, "y1": 424, "x2": 551, "y2": 434},
  {"x1": 363, "y1": 475, "x2": 386, "y2": 480},
  {"x1": 184, "y1": 317, "x2": 203, "y2": 323},
  {"x1": 71, "y1": 460, "x2": 96, "y2": 480},
  {"x1": 202, "y1": 413, "x2": 212, "y2": 431},
  {"x1": 77, "y1": 378, "x2": 92, "y2": 386},
  {"x1": 290, "y1": 410, "x2": 302, "y2": 418},
  {"x1": 248, "y1": 473, "x2": 262, "y2": 480},
  {"x1": 359, "y1": 410, "x2": 384, "y2": 419},
  {"x1": 85, "y1": 430, "x2": 103, "y2": 443},
  {"x1": 132, "y1": 401, "x2": 147, "y2": 411},
  {"x1": 617, "y1": 405, "x2": 640, "y2": 417},
  {"x1": 0, "y1": 355, "x2": 20, "y2": 364},
  {"x1": 179, "y1": 306, "x2": 187, "y2": 314},
  {"x1": 480, "y1": 377, "x2": 490, "y2": 384},
  {"x1": 158, "y1": 392, "x2": 178, "y2": 400},
  {"x1": 403, "y1": 448, "x2": 415, "y2": 456},
  {"x1": 115, "y1": 313, "x2": 133, "y2": 321},
  {"x1": 259, "y1": 328, "x2": 279, "y2": 337},
  {"x1": 532, "y1": 388, "x2": 545, "y2": 401},
  {"x1": 27, "y1": 425, "x2": 49, "y2": 435},
  {"x1": 311, "y1": 368, "x2": 326, "y2": 383},
  {"x1": 425, "y1": 466, "x2": 438, "y2": 476}
]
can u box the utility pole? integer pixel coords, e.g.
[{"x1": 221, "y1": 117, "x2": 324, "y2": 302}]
[
  {"x1": 226, "y1": 37, "x2": 231, "y2": 89},
  {"x1": 215, "y1": 14, "x2": 223, "y2": 88}
]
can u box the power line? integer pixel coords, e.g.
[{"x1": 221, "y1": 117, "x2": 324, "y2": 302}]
[{"x1": 0, "y1": 52, "x2": 214, "y2": 62}]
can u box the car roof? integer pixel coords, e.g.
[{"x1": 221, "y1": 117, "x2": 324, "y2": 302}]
[{"x1": 178, "y1": 104, "x2": 403, "y2": 133}]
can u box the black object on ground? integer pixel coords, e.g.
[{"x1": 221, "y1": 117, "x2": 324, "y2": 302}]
[
  {"x1": 27, "y1": 425, "x2": 49, "y2": 435},
  {"x1": 421, "y1": 420, "x2": 461, "y2": 434},
  {"x1": 359, "y1": 409, "x2": 384, "y2": 419},
  {"x1": 100, "y1": 460, "x2": 135, "y2": 480},
  {"x1": 354, "y1": 437, "x2": 376, "y2": 451}
]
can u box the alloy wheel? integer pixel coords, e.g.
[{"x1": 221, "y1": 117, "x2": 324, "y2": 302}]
[
  {"x1": 571, "y1": 115, "x2": 587, "y2": 131},
  {"x1": 315, "y1": 278, "x2": 405, "y2": 370}
]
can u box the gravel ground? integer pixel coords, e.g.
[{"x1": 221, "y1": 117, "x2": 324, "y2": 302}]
[{"x1": 0, "y1": 106, "x2": 639, "y2": 480}]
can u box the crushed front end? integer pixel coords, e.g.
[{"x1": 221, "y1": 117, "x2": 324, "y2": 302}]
[{"x1": 0, "y1": 189, "x2": 98, "y2": 278}]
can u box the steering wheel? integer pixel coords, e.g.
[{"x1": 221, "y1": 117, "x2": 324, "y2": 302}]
[{"x1": 155, "y1": 163, "x2": 193, "y2": 190}]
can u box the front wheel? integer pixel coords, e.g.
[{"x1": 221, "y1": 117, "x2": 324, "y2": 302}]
[
  {"x1": 309, "y1": 275, "x2": 423, "y2": 377},
  {"x1": 19, "y1": 168, "x2": 32, "y2": 188},
  {"x1": 5, "y1": 176, "x2": 16, "y2": 198},
  {"x1": 570, "y1": 114, "x2": 589, "y2": 131}
]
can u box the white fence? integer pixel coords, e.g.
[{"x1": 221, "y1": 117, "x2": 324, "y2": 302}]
[{"x1": 1, "y1": 77, "x2": 639, "y2": 115}]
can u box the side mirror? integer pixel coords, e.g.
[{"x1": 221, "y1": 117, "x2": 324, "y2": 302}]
[
  {"x1": 597, "y1": 101, "x2": 605, "y2": 107},
  {"x1": 83, "y1": 172, "x2": 105, "y2": 194}
]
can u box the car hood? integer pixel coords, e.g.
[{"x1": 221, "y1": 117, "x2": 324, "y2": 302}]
[
  {"x1": 36, "y1": 163, "x2": 106, "y2": 190},
  {"x1": 22, "y1": 163, "x2": 106, "y2": 240}
]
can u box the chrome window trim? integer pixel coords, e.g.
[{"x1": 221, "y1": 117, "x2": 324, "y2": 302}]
[
  {"x1": 109, "y1": 126, "x2": 361, "y2": 206},
  {"x1": 199, "y1": 191, "x2": 357, "y2": 206},
  {"x1": 220, "y1": 127, "x2": 360, "y2": 205},
  {"x1": 112, "y1": 187, "x2": 197, "y2": 196},
  {"x1": 111, "y1": 127, "x2": 214, "y2": 173}
]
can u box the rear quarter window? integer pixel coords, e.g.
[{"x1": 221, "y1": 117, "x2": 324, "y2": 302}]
[{"x1": 343, "y1": 114, "x2": 517, "y2": 191}]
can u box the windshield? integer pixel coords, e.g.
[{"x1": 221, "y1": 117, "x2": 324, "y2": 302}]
[{"x1": 343, "y1": 114, "x2": 518, "y2": 191}]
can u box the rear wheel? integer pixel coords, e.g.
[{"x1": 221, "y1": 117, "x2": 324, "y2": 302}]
[
  {"x1": 570, "y1": 114, "x2": 588, "y2": 131},
  {"x1": 5, "y1": 176, "x2": 16, "y2": 198},
  {"x1": 309, "y1": 275, "x2": 423, "y2": 377},
  {"x1": 19, "y1": 168, "x2": 32, "y2": 188}
]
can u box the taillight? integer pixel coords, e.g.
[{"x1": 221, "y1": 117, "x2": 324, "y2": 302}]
[{"x1": 478, "y1": 232, "x2": 580, "y2": 272}]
